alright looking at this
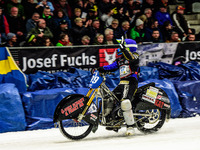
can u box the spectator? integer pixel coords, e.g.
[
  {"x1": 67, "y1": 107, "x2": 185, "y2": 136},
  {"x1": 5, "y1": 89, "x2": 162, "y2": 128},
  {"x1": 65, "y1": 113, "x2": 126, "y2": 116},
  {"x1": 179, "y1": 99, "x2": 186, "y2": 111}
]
[
  {"x1": 137, "y1": 8, "x2": 153, "y2": 27},
  {"x1": 81, "y1": 35, "x2": 90, "y2": 45},
  {"x1": 72, "y1": 0, "x2": 84, "y2": 12},
  {"x1": 161, "y1": 20, "x2": 176, "y2": 42},
  {"x1": 88, "y1": 19, "x2": 103, "y2": 43},
  {"x1": 84, "y1": 0, "x2": 98, "y2": 14},
  {"x1": 54, "y1": 19, "x2": 72, "y2": 44},
  {"x1": 154, "y1": 0, "x2": 169, "y2": 12},
  {"x1": 120, "y1": 20, "x2": 131, "y2": 39},
  {"x1": 127, "y1": 0, "x2": 141, "y2": 25},
  {"x1": 56, "y1": 33, "x2": 72, "y2": 46},
  {"x1": 27, "y1": 19, "x2": 53, "y2": 44},
  {"x1": 130, "y1": 18, "x2": 145, "y2": 44},
  {"x1": 171, "y1": 5, "x2": 193, "y2": 39},
  {"x1": 6, "y1": 0, "x2": 25, "y2": 19},
  {"x1": 108, "y1": 19, "x2": 122, "y2": 39},
  {"x1": 54, "y1": 0, "x2": 72, "y2": 19},
  {"x1": 98, "y1": 0, "x2": 115, "y2": 15},
  {"x1": 93, "y1": 33, "x2": 105, "y2": 45},
  {"x1": 20, "y1": 34, "x2": 38, "y2": 47},
  {"x1": 148, "y1": 28, "x2": 163, "y2": 43},
  {"x1": 54, "y1": 9, "x2": 71, "y2": 28},
  {"x1": 115, "y1": 0, "x2": 127, "y2": 16},
  {"x1": 141, "y1": 0, "x2": 156, "y2": 15},
  {"x1": 26, "y1": 13, "x2": 40, "y2": 33},
  {"x1": 85, "y1": 5, "x2": 99, "y2": 21},
  {"x1": 23, "y1": 0, "x2": 38, "y2": 20},
  {"x1": 104, "y1": 28, "x2": 118, "y2": 45},
  {"x1": 4, "y1": 32, "x2": 18, "y2": 47},
  {"x1": 42, "y1": 36, "x2": 54, "y2": 46},
  {"x1": 165, "y1": 31, "x2": 181, "y2": 43},
  {"x1": 145, "y1": 19, "x2": 163, "y2": 42},
  {"x1": 113, "y1": 6, "x2": 129, "y2": 26},
  {"x1": 70, "y1": 17, "x2": 90, "y2": 45},
  {"x1": 155, "y1": 5, "x2": 172, "y2": 27},
  {"x1": 36, "y1": 0, "x2": 54, "y2": 16},
  {"x1": 101, "y1": 7, "x2": 114, "y2": 27},
  {"x1": 0, "y1": 7, "x2": 9, "y2": 44},
  {"x1": 42, "y1": 6, "x2": 57, "y2": 33},
  {"x1": 71, "y1": 8, "x2": 82, "y2": 27},
  {"x1": 184, "y1": 33, "x2": 196, "y2": 42},
  {"x1": 6, "y1": 7, "x2": 26, "y2": 42}
]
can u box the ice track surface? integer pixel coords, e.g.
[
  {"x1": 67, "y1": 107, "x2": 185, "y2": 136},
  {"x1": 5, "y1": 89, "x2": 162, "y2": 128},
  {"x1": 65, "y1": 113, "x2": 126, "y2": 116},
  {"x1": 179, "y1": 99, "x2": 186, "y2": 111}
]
[{"x1": 0, "y1": 117, "x2": 200, "y2": 150}]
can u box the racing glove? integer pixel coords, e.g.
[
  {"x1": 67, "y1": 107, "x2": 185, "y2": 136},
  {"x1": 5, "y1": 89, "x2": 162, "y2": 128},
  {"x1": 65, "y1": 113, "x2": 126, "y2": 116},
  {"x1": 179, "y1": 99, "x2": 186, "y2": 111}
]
[{"x1": 97, "y1": 67, "x2": 106, "y2": 73}]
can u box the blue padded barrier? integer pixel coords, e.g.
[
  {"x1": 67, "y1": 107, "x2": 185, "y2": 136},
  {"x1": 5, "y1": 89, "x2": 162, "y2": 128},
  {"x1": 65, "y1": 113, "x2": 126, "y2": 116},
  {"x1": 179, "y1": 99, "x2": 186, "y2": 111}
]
[
  {"x1": 139, "y1": 66, "x2": 159, "y2": 82},
  {"x1": 148, "y1": 61, "x2": 200, "y2": 81},
  {"x1": 172, "y1": 80, "x2": 200, "y2": 117},
  {"x1": 21, "y1": 87, "x2": 76, "y2": 130},
  {"x1": 0, "y1": 83, "x2": 26, "y2": 133}
]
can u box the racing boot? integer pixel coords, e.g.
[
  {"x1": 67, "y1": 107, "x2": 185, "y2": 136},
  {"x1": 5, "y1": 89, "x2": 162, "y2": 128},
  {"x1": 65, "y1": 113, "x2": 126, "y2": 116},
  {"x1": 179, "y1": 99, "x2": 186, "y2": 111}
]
[
  {"x1": 121, "y1": 99, "x2": 135, "y2": 136},
  {"x1": 126, "y1": 125, "x2": 135, "y2": 136}
]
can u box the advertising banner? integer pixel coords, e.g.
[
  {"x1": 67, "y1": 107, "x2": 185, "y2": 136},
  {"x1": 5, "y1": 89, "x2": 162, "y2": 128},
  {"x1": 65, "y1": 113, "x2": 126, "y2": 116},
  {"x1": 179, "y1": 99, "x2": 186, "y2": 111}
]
[
  {"x1": 19, "y1": 46, "x2": 118, "y2": 74},
  {"x1": 137, "y1": 43, "x2": 178, "y2": 66},
  {"x1": 19, "y1": 47, "x2": 98, "y2": 74},
  {"x1": 174, "y1": 42, "x2": 200, "y2": 63}
]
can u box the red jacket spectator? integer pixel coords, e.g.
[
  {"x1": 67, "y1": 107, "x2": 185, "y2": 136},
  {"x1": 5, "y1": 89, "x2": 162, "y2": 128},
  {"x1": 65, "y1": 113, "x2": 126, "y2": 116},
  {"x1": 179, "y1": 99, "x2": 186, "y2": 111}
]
[
  {"x1": 53, "y1": 0, "x2": 72, "y2": 19},
  {"x1": 0, "y1": 8, "x2": 9, "y2": 35}
]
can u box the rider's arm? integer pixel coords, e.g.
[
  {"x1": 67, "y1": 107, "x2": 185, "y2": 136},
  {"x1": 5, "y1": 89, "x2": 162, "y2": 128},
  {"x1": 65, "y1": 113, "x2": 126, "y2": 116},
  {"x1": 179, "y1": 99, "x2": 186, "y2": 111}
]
[
  {"x1": 103, "y1": 61, "x2": 119, "y2": 71},
  {"x1": 122, "y1": 49, "x2": 139, "y2": 61}
]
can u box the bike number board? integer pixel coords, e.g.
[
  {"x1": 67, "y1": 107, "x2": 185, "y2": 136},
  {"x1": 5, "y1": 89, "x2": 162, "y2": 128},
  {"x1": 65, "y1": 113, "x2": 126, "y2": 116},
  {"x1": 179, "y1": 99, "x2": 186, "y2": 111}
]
[{"x1": 89, "y1": 70, "x2": 103, "y2": 89}]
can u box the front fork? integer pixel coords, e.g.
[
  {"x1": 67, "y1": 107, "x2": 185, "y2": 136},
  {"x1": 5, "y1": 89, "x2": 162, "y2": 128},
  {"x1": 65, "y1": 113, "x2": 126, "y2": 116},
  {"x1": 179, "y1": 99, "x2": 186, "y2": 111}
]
[{"x1": 77, "y1": 88, "x2": 98, "y2": 122}]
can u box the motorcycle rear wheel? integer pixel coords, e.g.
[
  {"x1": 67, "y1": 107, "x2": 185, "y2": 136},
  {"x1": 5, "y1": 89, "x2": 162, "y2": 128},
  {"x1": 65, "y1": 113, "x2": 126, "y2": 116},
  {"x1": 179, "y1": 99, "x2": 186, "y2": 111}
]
[
  {"x1": 58, "y1": 119, "x2": 93, "y2": 140},
  {"x1": 135, "y1": 109, "x2": 167, "y2": 134}
]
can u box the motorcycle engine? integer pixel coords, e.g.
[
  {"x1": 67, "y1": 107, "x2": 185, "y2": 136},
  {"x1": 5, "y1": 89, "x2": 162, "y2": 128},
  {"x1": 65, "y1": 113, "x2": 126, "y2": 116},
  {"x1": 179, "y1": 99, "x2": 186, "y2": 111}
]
[{"x1": 103, "y1": 97, "x2": 114, "y2": 117}]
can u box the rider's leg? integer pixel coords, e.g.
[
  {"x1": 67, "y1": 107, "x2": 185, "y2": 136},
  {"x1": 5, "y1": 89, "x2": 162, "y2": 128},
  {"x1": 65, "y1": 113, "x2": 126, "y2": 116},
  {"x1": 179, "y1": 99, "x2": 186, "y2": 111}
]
[
  {"x1": 121, "y1": 99, "x2": 135, "y2": 123},
  {"x1": 120, "y1": 78, "x2": 138, "y2": 135}
]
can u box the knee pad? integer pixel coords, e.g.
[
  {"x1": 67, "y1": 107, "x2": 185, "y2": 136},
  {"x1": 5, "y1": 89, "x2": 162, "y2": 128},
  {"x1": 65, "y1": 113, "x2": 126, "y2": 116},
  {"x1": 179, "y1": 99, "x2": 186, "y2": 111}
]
[{"x1": 121, "y1": 99, "x2": 132, "y2": 111}]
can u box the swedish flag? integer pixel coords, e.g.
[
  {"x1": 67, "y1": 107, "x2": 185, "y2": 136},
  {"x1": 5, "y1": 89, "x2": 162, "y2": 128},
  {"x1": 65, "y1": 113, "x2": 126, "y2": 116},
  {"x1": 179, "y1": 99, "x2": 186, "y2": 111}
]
[{"x1": 0, "y1": 47, "x2": 27, "y2": 93}]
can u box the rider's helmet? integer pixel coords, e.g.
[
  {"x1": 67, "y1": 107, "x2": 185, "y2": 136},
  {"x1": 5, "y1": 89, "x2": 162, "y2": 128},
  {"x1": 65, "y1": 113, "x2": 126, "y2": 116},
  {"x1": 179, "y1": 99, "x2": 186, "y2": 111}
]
[
  {"x1": 117, "y1": 38, "x2": 138, "y2": 55},
  {"x1": 125, "y1": 39, "x2": 138, "y2": 53}
]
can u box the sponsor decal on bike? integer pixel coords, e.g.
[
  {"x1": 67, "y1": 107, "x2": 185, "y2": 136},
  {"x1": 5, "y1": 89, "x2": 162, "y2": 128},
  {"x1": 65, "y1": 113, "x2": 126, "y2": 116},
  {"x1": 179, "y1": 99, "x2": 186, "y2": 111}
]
[
  {"x1": 90, "y1": 114, "x2": 98, "y2": 121},
  {"x1": 61, "y1": 98, "x2": 85, "y2": 116},
  {"x1": 142, "y1": 94, "x2": 156, "y2": 104},
  {"x1": 164, "y1": 103, "x2": 170, "y2": 108},
  {"x1": 154, "y1": 99, "x2": 164, "y2": 108},
  {"x1": 157, "y1": 95, "x2": 162, "y2": 100},
  {"x1": 146, "y1": 86, "x2": 158, "y2": 99},
  {"x1": 157, "y1": 95, "x2": 169, "y2": 102}
]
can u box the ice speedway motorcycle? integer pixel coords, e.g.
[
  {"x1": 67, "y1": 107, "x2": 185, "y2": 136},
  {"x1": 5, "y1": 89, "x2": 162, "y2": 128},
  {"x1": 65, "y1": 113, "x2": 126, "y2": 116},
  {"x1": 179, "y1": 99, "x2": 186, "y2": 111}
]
[{"x1": 53, "y1": 70, "x2": 171, "y2": 140}]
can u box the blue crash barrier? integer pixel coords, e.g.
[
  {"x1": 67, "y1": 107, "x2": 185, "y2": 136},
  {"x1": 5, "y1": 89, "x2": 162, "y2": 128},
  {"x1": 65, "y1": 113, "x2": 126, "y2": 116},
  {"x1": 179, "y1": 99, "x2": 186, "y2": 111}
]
[
  {"x1": 27, "y1": 68, "x2": 120, "y2": 92},
  {"x1": 27, "y1": 70, "x2": 91, "y2": 91},
  {"x1": 139, "y1": 79, "x2": 182, "y2": 118},
  {"x1": 172, "y1": 80, "x2": 200, "y2": 117},
  {"x1": 139, "y1": 66, "x2": 159, "y2": 82},
  {"x1": 21, "y1": 87, "x2": 76, "y2": 130},
  {"x1": 148, "y1": 61, "x2": 200, "y2": 81},
  {"x1": 0, "y1": 83, "x2": 26, "y2": 132}
]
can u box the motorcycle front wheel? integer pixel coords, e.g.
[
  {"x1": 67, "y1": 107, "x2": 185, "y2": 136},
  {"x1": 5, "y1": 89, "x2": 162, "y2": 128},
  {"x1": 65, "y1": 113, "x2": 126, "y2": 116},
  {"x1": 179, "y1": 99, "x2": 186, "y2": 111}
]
[
  {"x1": 135, "y1": 109, "x2": 167, "y2": 134},
  {"x1": 58, "y1": 119, "x2": 93, "y2": 140}
]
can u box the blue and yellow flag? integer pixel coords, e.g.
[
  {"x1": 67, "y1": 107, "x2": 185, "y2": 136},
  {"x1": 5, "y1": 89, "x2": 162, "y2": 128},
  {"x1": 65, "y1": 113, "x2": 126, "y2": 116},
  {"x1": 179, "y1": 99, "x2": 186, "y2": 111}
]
[{"x1": 0, "y1": 47, "x2": 27, "y2": 93}]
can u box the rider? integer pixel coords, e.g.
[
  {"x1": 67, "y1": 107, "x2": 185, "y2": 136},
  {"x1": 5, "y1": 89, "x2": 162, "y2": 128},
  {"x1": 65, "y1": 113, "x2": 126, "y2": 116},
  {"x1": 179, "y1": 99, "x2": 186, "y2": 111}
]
[{"x1": 98, "y1": 38, "x2": 140, "y2": 136}]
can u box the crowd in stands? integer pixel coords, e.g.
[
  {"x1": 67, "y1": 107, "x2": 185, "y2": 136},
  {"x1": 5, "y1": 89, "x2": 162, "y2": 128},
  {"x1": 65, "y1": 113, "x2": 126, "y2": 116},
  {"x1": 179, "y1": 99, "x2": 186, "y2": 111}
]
[{"x1": 0, "y1": 0, "x2": 199, "y2": 47}]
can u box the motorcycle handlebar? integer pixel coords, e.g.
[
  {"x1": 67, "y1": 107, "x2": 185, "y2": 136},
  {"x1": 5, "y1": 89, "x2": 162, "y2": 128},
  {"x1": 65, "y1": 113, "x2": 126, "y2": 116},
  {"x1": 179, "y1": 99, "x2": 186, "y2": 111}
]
[{"x1": 91, "y1": 68, "x2": 115, "y2": 76}]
